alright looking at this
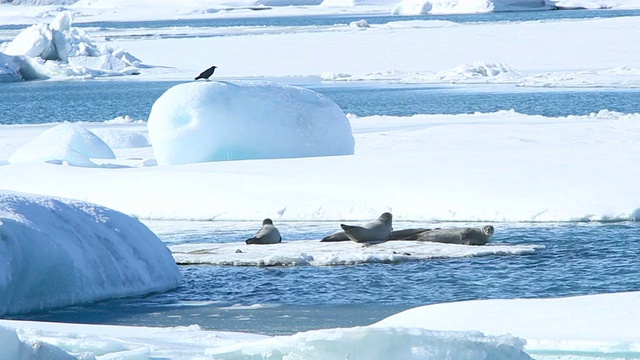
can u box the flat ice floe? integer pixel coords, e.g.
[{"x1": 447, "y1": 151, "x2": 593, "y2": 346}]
[
  {"x1": 1, "y1": 110, "x2": 639, "y2": 222},
  {"x1": 170, "y1": 240, "x2": 543, "y2": 266},
  {"x1": 322, "y1": 62, "x2": 640, "y2": 88}
]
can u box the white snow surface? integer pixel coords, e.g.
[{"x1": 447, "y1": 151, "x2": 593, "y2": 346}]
[
  {"x1": 375, "y1": 291, "x2": 640, "y2": 357},
  {"x1": 170, "y1": 239, "x2": 543, "y2": 266},
  {"x1": 1, "y1": 110, "x2": 639, "y2": 222},
  {"x1": 147, "y1": 81, "x2": 354, "y2": 165},
  {"x1": 8, "y1": 123, "x2": 116, "y2": 166},
  {"x1": 0, "y1": 190, "x2": 181, "y2": 316},
  {"x1": 392, "y1": 0, "x2": 553, "y2": 15},
  {"x1": 0, "y1": 291, "x2": 638, "y2": 359}
]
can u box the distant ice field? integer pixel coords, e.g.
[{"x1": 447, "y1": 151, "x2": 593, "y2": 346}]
[
  {"x1": 1, "y1": 80, "x2": 639, "y2": 124},
  {"x1": 7, "y1": 221, "x2": 640, "y2": 335},
  {"x1": 2, "y1": 8, "x2": 640, "y2": 33}
]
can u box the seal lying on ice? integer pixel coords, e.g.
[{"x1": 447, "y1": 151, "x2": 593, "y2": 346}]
[
  {"x1": 321, "y1": 227, "x2": 429, "y2": 242},
  {"x1": 339, "y1": 212, "x2": 393, "y2": 245},
  {"x1": 321, "y1": 225, "x2": 494, "y2": 245},
  {"x1": 416, "y1": 225, "x2": 494, "y2": 245},
  {"x1": 245, "y1": 218, "x2": 282, "y2": 245}
]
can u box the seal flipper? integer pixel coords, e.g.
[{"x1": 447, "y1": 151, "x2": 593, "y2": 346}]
[
  {"x1": 340, "y1": 224, "x2": 363, "y2": 243},
  {"x1": 389, "y1": 228, "x2": 430, "y2": 240},
  {"x1": 245, "y1": 237, "x2": 258, "y2": 245}
]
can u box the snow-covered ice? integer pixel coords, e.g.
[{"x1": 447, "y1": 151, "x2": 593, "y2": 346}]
[
  {"x1": 0, "y1": 11, "x2": 143, "y2": 81},
  {"x1": 1, "y1": 1, "x2": 640, "y2": 358},
  {"x1": 8, "y1": 123, "x2": 116, "y2": 166},
  {"x1": 392, "y1": 0, "x2": 553, "y2": 15},
  {"x1": 375, "y1": 291, "x2": 640, "y2": 358},
  {"x1": 147, "y1": 81, "x2": 354, "y2": 165},
  {"x1": 170, "y1": 239, "x2": 543, "y2": 266},
  {"x1": 2, "y1": 110, "x2": 639, "y2": 222},
  {"x1": 0, "y1": 190, "x2": 180, "y2": 316},
  {"x1": 0, "y1": 52, "x2": 23, "y2": 82},
  {"x1": 0, "y1": 291, "x2": 638, "y2": 359}
]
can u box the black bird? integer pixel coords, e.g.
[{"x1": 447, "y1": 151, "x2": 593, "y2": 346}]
[{"x1": 195, "y1": 66, "x2": 217, "y2": 81}]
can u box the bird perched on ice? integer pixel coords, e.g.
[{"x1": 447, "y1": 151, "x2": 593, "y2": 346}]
[
  {"x1": 245, "y1": 218, "x2": 282, "y2": 245},
  {"x1": 194, "y1": 65, "x2": 217, "y2": 81},
  {"x1": 340, "y1": 212, "x2": 393, "y2": 246}
]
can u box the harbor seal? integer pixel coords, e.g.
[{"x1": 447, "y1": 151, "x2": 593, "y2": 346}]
[
  {"x1": 245, "y1": 218, "x2": 282, "y2": 245},
  {"x1": 417, "y1": 225, "x2": 494, "y2": 245},
  {"x1": 340, "y1": 212, "x2": 393, "y2": 245}
]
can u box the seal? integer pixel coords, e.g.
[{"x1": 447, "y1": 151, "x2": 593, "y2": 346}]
[
  {"x1": 416, "y1": 225, "x2": 494, "y2": 245},
  {"x1": 339, "y1": 212, "x2": 393, "y2": 245},
  {"x1": 321, "y1": 227, "x2": 430, "y2": 242},
  {"x1": 245, "y1": 218, "x2": 282, "y2": 245}
]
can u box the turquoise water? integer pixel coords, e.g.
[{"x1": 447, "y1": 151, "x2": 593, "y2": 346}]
[
  {"x1": 1, "y1": 80, "x2": 639, "y2": 124},
  {"x1": 7, "y1": 221, "x2": 640, "y2": 335}
]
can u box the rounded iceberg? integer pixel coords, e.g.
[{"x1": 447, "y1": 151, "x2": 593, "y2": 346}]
[{"x1": 147, "y1": 80, "x2": 355, "y2": 165}]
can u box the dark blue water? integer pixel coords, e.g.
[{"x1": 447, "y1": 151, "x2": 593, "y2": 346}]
[
  {"x1": 2, "y1": 8, "x2": 639, "y2": 31},
  {"x1": 8, "y1": 221, "x2": 640, "y2": 335},
  {"x1": 1, "y1": 80, "x2": 639, "y2": 124}
]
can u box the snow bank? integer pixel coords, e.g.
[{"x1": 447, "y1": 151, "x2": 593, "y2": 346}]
[
  {"x1": 0, "y1": 190, "x2": 180, "y2": 316},
  {"x1": 208, "y1": 326, "x2": 531, "y2": 359},
  {"x1": 392, "y1": 0, "x2": 553, "y2": 15},
  {"x1": 323, "y1": 62, "x2": 640, "y2": 88},
  {"x1": 90, "y1": 128, "x2": 150, "y2": 149},
  {"x1": 1, "y1": 292, "x2": 639, "y2": 358},
  {"x1": 1, "y1": 110, "x2": 639, "y2": 222},
  {"x1": 8, "y1": 123, "x2": 115, "y2": 166},
  {"x1": 375, "y1": 292, "x2": 640, "y2": 357},
  {"x1": 0, "y1": 11, "x2": 142, "y2": 81},
  {"x1": 170, "y1": 240, "x2": 543, "y2": 266},
  {"x1": 147, "y1": 81, "x2": 355, "y2": 165}
]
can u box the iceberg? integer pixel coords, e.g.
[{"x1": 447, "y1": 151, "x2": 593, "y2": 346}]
[
  {"x1": 392, "y1": 0, "x2": 554, "y2": 15},
  {"x1": 147, "y1": 81, "x2": 355, "y2": 165},
  {"x1": 0, "y1": 190, "x2": 181, "y2": 316},
  {"x1": 8, "y1": 123, "x2": 116, "y2": 166},
  {"x1": 0, "y1": 52, "x2": 24, "y2": 82},
  {"x1": 0, "y1": 11, "x2": 143, "y2": 81}
]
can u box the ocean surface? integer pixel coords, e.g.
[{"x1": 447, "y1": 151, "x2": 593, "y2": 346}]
[
  {"x1": 7, "y1": 221, "x2": 640, "y2": 335},
  {"x1": 1, "y1": 80, "x2": 639, "y2": 124},
  {"x1": 2, "y1": 8, "x2": 640, "y2": 31},
  {"x1": 2, "y1": 9, "x2": 640, "y2": 337}
]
